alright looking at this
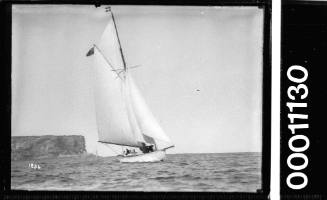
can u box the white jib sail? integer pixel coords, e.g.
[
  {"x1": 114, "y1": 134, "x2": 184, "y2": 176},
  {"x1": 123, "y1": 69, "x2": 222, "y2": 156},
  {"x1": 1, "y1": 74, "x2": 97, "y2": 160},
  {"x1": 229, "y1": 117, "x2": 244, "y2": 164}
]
[
  {"x1": 125, "y1": 72, "x2": 173, "y2": 149},
  {"x1": 123, "y1": 73, "x2": 146, "y2": 144}
]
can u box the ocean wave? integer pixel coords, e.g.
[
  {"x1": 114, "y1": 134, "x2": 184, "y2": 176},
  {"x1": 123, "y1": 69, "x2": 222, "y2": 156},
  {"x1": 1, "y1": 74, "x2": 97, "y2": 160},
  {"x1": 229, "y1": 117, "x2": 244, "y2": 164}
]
[{"x1": 11, "y1": 153, "x2": 261, "y2": 192}]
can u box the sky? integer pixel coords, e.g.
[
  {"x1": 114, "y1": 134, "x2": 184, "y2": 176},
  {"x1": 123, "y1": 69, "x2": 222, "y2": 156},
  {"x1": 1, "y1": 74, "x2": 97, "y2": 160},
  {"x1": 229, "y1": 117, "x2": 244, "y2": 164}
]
[{"x1": 12, "y1": 5, "x2": 264, "y2": 155}]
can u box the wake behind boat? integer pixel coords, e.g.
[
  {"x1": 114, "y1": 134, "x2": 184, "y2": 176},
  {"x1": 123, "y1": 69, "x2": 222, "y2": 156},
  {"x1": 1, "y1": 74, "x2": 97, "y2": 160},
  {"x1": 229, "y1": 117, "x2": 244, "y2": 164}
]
[{"x1": 86, "y1": 7, "x2": 174, "y2": 163}]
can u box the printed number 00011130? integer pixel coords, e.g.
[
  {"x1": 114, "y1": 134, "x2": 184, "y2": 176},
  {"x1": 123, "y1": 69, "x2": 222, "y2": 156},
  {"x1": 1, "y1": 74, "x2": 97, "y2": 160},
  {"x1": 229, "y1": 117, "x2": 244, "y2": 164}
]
[{"x1": 286, "y1": 65, "x2": 309, "y2": 190}]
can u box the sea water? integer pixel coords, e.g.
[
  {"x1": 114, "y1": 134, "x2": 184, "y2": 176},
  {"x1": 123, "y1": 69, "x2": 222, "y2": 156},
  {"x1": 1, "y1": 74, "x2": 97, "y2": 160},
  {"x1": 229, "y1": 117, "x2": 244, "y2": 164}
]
[{"x1": 11, "y1": 152, "x2": 261, "y2": 192}]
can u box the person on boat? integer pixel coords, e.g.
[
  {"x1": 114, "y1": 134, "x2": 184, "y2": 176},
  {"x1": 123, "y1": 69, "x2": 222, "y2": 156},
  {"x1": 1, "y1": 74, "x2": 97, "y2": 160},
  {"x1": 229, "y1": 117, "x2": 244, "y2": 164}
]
[
  {"x1": 140, "y1": 143, "x2": 149, "y2": 153},
  {"x1": 125, "y1": 149, "x2": 130, "y2": 156},
  {"x1": 148, "y1": 145, "x2": 154, "y2": 152}
]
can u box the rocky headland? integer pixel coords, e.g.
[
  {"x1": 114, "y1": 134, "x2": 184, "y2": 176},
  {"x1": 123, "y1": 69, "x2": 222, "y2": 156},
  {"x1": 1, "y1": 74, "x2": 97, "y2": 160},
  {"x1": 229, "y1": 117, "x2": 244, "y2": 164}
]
[{"x1": 11, "y1": 135, "x2": 86, "y2": 161}]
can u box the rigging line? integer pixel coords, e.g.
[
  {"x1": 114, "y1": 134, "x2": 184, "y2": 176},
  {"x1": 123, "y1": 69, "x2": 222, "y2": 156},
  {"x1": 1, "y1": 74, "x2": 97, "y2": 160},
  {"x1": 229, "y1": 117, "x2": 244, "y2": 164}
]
[
  {"x1": 93, "y1": 45, "x2": 124, "y2": 80},
  {"x1": 111, "y1": 70, "x2": 125, "y2": 80},
  {"x1": 111, "y1": 65, "x2": 141, "y2": 72},
  {"x1": 111, "y1": 69, "x2": 124, "y2": 72},
  {"x1": 112, "y1": 66, "x2": 141, "y2": 77},
  {"x1": 117, "y1": 70, "x2": 126, "y2": 76}
]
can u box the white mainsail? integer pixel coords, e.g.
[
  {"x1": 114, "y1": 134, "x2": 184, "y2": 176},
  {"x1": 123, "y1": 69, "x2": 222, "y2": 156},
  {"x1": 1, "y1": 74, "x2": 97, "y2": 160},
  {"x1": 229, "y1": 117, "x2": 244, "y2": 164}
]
[
  {"x1": 93, "y1": 47, "x2": 144, "y2": 147},
  {"x1": 91, "y1": 13, "x2": 173, "y2": 151}
]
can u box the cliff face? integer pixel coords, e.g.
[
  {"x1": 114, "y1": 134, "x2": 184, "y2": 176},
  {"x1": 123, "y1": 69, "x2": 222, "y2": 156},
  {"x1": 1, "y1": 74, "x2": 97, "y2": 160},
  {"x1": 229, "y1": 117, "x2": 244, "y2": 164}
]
[{"x1": 11, "y1": 135, "x2": 86, "y2": 161}]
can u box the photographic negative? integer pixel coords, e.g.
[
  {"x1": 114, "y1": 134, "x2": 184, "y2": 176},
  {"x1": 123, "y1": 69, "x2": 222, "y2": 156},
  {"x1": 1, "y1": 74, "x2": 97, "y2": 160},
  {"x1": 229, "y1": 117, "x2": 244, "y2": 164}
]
[{"x1": 10, "y1": 4, "x2": 269, "y2": 193}]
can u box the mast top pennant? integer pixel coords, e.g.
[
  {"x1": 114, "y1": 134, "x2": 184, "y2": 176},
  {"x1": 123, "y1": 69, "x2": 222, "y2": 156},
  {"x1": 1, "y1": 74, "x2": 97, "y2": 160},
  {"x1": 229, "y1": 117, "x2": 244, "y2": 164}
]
[{"x1": 105, "y1": 7, "x2": 111, "y2": 12}]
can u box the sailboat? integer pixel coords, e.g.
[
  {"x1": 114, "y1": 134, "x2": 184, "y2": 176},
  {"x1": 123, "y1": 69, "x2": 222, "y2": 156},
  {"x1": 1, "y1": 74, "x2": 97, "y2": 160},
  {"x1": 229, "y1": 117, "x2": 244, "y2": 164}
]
[{"x1": 86, "y1": 7, "x2": 174, "y2": 163}]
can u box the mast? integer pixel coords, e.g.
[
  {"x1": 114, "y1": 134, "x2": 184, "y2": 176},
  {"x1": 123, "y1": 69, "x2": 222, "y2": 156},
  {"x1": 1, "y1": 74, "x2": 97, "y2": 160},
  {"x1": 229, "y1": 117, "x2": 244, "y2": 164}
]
[{"x1": 108, "y1": 7, "x2": 127, "y2": 72}]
